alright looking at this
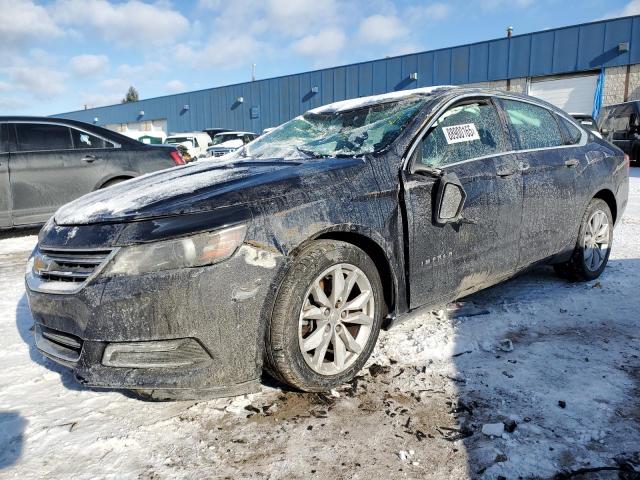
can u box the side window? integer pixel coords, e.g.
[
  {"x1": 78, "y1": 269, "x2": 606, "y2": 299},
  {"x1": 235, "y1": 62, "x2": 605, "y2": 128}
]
[
  {"x1": 611, "y1": 111, "x2": 631, "y2": 133},
  {"x1": 193, "y1": 138, "x2": 199, "y2": 148},
  {"x1": 15, "y1": 123, "x2": 73, "y2": 152},
  {"x1": 71, "y1": 128, "x2": 113, "y2": 149},
  {"x1": 559, "y1": 117, "x2": 583, "y2": 145},
  {"x1": 502, "y1": 99, "x2": 564, "y2": 150},
  {"x1": 421, "y1": 100, "x2": 505, "y2": 167}
]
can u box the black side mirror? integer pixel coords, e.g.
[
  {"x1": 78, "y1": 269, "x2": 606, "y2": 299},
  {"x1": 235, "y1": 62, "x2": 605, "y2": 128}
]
[{"x1": 434, "y1": 173, "x2": 467, "y2": 225}]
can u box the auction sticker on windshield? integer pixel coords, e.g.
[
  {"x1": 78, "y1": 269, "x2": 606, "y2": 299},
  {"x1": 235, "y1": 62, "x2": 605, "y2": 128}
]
[{"x1": 442, "y1": 123, "x2": 480, "y2": 144}]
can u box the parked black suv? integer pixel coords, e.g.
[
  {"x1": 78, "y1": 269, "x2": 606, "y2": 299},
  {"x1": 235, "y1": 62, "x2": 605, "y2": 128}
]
[
  {"x1": 26, "y1": 87, "x2": 628, "y2": 400},
  {"x1": 0, "y1": 117, "x2": 184, "y2": 228},
  {"x1": 598, "y1": 101, "x2": 640, "y2": 163}
]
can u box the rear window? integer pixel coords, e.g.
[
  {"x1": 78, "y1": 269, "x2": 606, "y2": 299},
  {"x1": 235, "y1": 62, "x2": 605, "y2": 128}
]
[
  {"x1": 559, "y1": 117, "x2": 583, "y2": 145},
  {"x1": 502, "y1": 99, "x2": 564, "y2": 150},
  {"x1": 71, "y1": 128, "x2": 114, "y2": 149},
  {"x1": 15, "y1": 123, "x2": 73, "y2": 152}
]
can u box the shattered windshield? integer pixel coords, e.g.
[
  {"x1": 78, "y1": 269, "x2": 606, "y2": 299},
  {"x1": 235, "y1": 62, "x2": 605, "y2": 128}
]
[{"x1": 238, "y1": 97, "x2": 426, "y2": 159}]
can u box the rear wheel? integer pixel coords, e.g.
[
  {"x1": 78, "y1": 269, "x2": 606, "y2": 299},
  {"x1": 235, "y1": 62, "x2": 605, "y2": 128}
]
[
  {"x1": 266, "y1": 240, "x2": 384, "y2": 391},
  {"x1": 553, "y1": 198, "x2": 613, "y2": 281}
]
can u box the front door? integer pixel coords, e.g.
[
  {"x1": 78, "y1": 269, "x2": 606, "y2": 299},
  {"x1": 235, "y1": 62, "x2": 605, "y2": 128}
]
[
  {"x1": 498, "y1": 99, "x2": 579, "y2": 267},
  {"x1": 402, "y1": 97, "x2": 523, "y2": 309},
  {"x1": 8, "y1": 122, "x2": 108, "y2": 226},
  {"x1": 0, "y1": 124, "x2": 11, "y2": 227}
]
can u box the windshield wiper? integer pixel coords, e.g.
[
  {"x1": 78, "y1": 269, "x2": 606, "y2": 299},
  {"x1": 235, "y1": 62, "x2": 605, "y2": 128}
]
[{"x1": 295, "y1": 146, "x2": 327, "y2": 159}]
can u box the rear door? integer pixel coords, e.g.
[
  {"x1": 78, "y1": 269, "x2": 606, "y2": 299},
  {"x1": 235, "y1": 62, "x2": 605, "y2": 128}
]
[
  {"x1": 9, "y1": 122, "x2": 110, "y2": 225},
  {"x1": 0, "y1": 124, "x2": 11, "y2": 227},
  {"x1": 403, "y1": 97, "x2": 523, "y2": 308},
  {"x1": 498, "y1": 99, "x2": 580, "y2": 267}
]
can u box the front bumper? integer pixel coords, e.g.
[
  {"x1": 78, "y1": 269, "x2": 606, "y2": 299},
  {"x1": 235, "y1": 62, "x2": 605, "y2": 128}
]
[{"x1": 26, "y1": 240, "x2": 283, "y2": 399}]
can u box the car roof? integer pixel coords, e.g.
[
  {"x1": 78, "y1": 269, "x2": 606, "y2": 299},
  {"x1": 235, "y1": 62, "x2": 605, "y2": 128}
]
[
  {"x1": 167, "y1": 132, "x2": 210, "y2": 136},
  {"x1": 0, "y1": 116, "x2": 139, "y2": 145},
  {"x1": 214, "y1": 131, "x2": 257, "y2": 135},
  {"x1": 305, "y1": 86, "x2": 573, "y2": 121}
]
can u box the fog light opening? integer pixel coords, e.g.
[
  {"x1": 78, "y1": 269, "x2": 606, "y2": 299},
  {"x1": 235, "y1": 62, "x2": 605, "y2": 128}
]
[{"x1": 102, "y1": 338, "x2": 212, "y2": 368}]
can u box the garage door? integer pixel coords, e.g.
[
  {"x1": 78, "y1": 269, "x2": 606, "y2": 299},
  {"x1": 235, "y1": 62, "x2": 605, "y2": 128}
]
[{"x1": 528, "y1": 74, "x2": 598, "y2": 115}]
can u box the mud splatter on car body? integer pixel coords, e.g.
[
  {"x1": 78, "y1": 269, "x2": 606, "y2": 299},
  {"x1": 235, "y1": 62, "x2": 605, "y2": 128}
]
[{"x1": 25, "y1": 87, "x2": 628, "y2": 399}]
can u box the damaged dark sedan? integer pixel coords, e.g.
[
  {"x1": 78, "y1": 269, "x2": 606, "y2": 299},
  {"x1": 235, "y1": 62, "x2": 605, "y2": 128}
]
[{"x1": 26, "y1": 86, "x2": 629, "y2": 399}]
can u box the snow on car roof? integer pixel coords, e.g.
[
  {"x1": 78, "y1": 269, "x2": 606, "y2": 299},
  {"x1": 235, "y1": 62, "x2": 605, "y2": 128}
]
[{"x1": 308, "y1": 85, "x2": 456, "y2": 114}]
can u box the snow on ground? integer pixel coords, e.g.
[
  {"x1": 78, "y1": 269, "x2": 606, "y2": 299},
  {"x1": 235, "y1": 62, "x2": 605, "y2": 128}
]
[{"x1": 1, "y1": 170, "x2": 640, "y2": 479}]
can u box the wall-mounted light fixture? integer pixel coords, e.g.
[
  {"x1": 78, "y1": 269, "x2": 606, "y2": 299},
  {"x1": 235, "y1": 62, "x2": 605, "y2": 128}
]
[
  {"x1": 138, "y1": 110, "x2": 145, "y2": 116},
  {"x1": 409, "y1": 72, "x2": 418, "y2": 81},
  {"x1": 183, "y1": 104, "x2": 190, "y2": 111},
  {"x1": 619, "y1": 42, "x2": 630, "y2": 53},
  {"x1": 311, "y1": 86, "x2": 319, "y2": 93},
  {"x1": 236, "y1": 96, "x2": 244, "y2": 103},
  {"x1": 93, "y1": 117, "x2": 99, "y2": 124}
]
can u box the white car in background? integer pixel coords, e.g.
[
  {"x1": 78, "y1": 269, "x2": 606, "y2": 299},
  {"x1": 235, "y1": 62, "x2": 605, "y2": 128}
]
[
  {"x1": 206, "y1": 131, "x2": 259, "y2": 158},
  {"x1": 165, "y1": 132, "x2": 212, "y2": 160}
]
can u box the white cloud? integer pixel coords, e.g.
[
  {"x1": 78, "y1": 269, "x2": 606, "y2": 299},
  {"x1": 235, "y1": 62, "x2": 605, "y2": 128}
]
[
  {"x1": 479, "y1": 0, "x2": 534, "y2": 9},
  {"x1": 174, "y1": 34, "x2": 262, "y2": 69},
  {"x1": 7, "y1": 66, "x2": 66, "y2": 99},
  {"x1": 604, "y1": 0, "x2": 640, "y2": 17},
  {"x1": 100, "y1": 78, "x2": 130, "y2": 92},
  {"x1": 0, "y1": 0, "x2": 64, "y2": 47},
  {"x1": 0, "y1": 81, "x2": 10, "y2": 93},
  {"x1": 116, "y1": 62, "x2": 167, "y2": 78},
  {"x1": 291, "y1": 28, "x2": 346, "y2": 58},
  {"x1": 52, "y1": 0, "x2": 190, "y2": 48},
  {"x1": 0, "y1": 97, "x2": 29, "y2": 111},
  {"x1": 357, "y1": 15, "x2": 408, "y2": 44},
  {"x1": 165, "y1": 79, "x2": 186, "y2": 93},
  {"x1": 78, "y1": 92, "x2": 123, "y2": 109},
  {"x1": 70, "y1": 54, "x2": 109, "y2": 77},
  {"x1": 407, "y1": 2, "x2": 451, "y2": 21},
  {"x1": 267, "y1": 0, "x2": 339, "y2": 37}
]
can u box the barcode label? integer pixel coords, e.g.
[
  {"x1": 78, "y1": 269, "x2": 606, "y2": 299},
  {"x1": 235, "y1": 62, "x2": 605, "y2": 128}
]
[{"x1": 442, "y1": 123, "x2": 480, "y2": 144}]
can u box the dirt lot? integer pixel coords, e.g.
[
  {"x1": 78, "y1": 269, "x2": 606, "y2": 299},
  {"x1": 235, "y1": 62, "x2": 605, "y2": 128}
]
[{"x1": 1, "y1": 170, "x2": 639, "y2": 480}]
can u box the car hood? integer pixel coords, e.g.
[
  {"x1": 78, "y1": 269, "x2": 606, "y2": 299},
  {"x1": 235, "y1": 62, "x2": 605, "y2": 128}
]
[{"x1": 54, "y1": 157, "x2": 364, "y2": 226}]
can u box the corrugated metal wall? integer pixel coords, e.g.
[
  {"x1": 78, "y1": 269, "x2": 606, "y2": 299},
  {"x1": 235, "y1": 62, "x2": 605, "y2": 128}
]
[{"x1": 53, "y1": 15, "x2": 640, "y2": 134}]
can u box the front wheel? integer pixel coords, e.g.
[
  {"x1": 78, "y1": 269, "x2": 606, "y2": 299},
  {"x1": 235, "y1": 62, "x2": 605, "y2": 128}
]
[
  {"x1": 265, "y1": 240, "x2": 384, "y2": 391},
  {"x1": 554, "y1": 198, "x2": 613, "y2": 281}
]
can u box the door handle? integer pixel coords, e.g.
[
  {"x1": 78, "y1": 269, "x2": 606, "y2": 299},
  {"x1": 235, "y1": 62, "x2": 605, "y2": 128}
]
[
  {"x1": 564, "y1": 158, "x2": 580, "y2": 168},
  {"x1": 82, "y1": 155, "x2": 98, "y2": 163}
]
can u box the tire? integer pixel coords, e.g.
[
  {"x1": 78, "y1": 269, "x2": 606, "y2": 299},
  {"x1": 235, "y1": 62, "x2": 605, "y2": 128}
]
[
  {"x1": 265, "y1": 240, "x2": 384, "y2": 392},
  {"x1": 553, "y1": 198, "x2": 613, "y2": 281}
]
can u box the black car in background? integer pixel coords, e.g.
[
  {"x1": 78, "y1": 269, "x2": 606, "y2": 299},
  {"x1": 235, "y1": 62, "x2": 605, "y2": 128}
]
[
  {"x1": 598, "y1": 101, "x2": 640, "y2": 163},
  {"x1": 0, "y1": 117, "x2": 184, "y2": 228},
  {"x1": 26, "y1": 87, "x2": 628, "y2": 400}
]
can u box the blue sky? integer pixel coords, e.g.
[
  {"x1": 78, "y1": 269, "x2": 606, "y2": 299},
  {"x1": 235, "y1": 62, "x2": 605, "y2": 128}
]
[{"x1": 0, "y1": 0, "x2": 637, "y2": 116}]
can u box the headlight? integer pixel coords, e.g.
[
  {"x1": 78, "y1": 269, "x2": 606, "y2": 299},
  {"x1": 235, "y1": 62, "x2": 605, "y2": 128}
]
[{"x1": 103, "y1": 224, "x2": 246, "y2": 277}]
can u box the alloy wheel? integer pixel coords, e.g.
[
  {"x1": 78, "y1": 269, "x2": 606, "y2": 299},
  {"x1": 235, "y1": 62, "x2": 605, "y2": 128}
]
[
  {"x1": 583, "y1": 209, "x2": 610, "y2": 272},
  {"x1": 298, "y1": 263, "x2": 375, "y2": 375}
]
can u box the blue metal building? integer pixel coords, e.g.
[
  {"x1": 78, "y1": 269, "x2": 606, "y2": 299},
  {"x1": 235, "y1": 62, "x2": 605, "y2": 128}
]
[{"x1": 53, "y1": 15, "x2": 640, "y2": 135}]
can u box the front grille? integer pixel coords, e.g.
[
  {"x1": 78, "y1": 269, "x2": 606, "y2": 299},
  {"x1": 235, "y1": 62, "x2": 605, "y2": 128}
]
[
  {"x1": 35, "y1": 248, "x2": 112, "y2": 283},
  {"x1": 27, "y1": 247, "x2": 116, "y2": 294},
  {"x1": 35, "y1": 324, "x2": 83, "y2": 365}
]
